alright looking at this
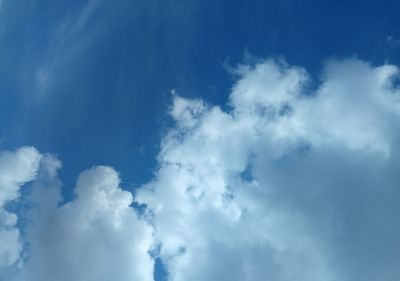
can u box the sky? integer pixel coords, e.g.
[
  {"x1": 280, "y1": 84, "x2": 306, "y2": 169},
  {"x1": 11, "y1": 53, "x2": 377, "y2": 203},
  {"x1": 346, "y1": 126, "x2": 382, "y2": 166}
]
[{"x1": 1, "y1": 0, "x2": 400, "y2": 281}]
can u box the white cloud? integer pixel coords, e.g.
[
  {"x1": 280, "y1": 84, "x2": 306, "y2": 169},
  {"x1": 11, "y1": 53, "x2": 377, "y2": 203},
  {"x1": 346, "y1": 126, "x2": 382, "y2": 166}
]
[
  {"x1": 13, "y1": 165, "x2": 154, "y2": 281},
  {"x1": 0, "y1": 148, "x2": 154, "y2": 281},
  {"x1": 137, "y1": 58, "x2": 400, "y2": 281},
  {"x1": 0, "y1": 147, "x2": 41, "y2": 268},
  {"x1": 1, "y1": 57, "x2": 400, "y2": 281}
]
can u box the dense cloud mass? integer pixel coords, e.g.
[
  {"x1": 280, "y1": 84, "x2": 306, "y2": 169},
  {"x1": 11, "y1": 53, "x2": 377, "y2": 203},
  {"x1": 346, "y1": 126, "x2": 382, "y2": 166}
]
[
  {"x1": 137, "y1": 58, "x2": 400, "y2": 281},
  {"x1": 0, "y1": 151, "x2": 154, "y2": 281},
  {"x1": 16, "y1": 165, "x2": 154, "y2": 281},
  {"x1": 1, "y1": 58, "x2": 400, "y2": 280}
]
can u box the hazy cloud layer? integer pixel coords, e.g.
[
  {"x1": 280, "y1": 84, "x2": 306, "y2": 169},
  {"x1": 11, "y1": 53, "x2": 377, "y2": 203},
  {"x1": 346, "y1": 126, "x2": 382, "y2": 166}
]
[{"x1": 1, "y1": 58, "x2": 400, "y2": 281}]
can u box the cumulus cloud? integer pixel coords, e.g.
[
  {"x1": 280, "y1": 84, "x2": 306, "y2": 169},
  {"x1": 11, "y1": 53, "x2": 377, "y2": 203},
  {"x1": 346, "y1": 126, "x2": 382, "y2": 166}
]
[
  {"x1": 0, "y1": 148, "x2": 154, "y2": 281},
  {"x1": 137, "y1": 58, "x2": 400, "y2": 281},
  {"x1": 1, "y1": 58, "x2": 400, "y2": 281},
  {"x1": 0, "y1": 147, "x2": 41, "y2": 268},
  {"x1": 14, "y1": 164, "x2": 154, "y2": 281}
]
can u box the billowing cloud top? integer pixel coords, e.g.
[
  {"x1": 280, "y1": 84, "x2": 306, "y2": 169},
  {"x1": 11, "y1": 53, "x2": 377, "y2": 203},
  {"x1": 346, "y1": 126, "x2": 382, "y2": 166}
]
[{"x1": 1, "y1": 58, "x2": 400, "y2": 281}]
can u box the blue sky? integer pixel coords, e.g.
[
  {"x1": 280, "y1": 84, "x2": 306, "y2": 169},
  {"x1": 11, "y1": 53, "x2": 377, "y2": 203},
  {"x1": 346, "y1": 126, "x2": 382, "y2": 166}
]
[
  {"x1": 2, "y1": 0, "x2": 400, "y2": 192},
  {"x1": 1, "y1": 1, "x2": 400, "y2": 281}
]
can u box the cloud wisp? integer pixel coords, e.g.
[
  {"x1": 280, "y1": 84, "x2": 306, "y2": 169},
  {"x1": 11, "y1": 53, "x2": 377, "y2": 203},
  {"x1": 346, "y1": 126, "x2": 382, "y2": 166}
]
[{"x1": 1, "y1": 58, "x2": 400, "y2": 281}]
